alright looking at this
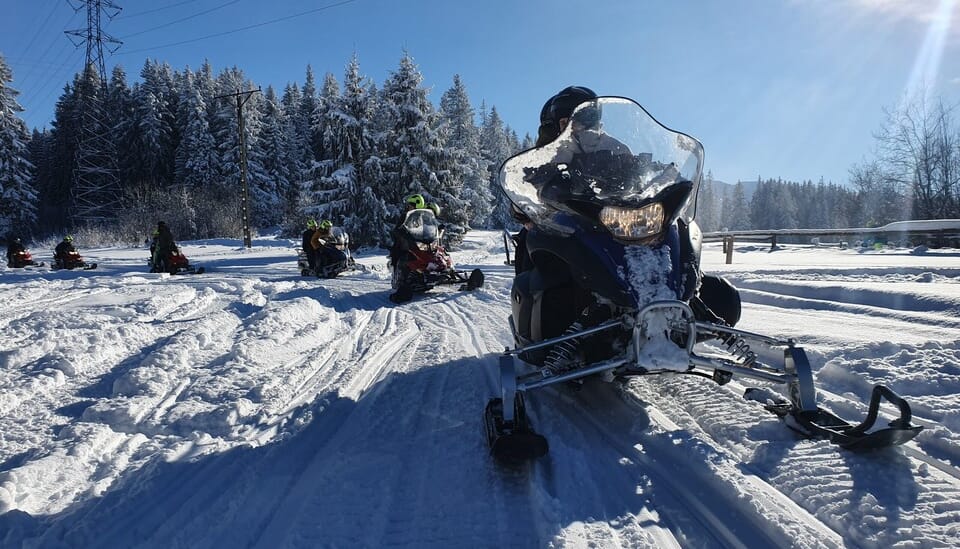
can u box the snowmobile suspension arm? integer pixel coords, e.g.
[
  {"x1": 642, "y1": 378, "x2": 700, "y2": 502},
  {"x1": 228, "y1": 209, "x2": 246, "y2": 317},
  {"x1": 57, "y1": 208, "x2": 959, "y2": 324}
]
[
  {"x1": 502, "y1": 318, "x2": 629, "y2": 356},
  {"x1": 694, "y1": 322, "x2": 793, "y2": 347},
  {"x1": 688, "y1": 356, "x2": 794, "y2": 384}
]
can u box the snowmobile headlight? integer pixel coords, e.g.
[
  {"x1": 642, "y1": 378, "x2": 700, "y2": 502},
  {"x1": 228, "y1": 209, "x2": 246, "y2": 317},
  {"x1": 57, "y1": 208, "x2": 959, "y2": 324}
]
[{"x1": 599, "y1": 203, "x2": 665, "y2": 241}]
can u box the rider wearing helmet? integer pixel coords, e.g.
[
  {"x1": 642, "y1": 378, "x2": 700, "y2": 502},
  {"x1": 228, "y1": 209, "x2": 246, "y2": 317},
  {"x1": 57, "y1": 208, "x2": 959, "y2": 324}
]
[
  {"x1": 391, "y1": 193, "x2": 427, "y2": 266},
  {"x1": 405, "y1": 193, "x2": 425, "y2": 212},
  {"x1": 6, "y1": 237, "x2": 26, "y2": 266},
  {"x1": 310, "y1": 219, "x2": 339, "y2": 271},
  {"x1": 509, "y1": 86, "x2": 600, "y2": 276},
  {"x1": 152, "y1": 221, "x2": 176, "y2": 272},
  {"x1": 55, "y1": 235, "x2": 77, "y2": 263},
  {"x1": 303, "y1": 218, "x2": 319, "y2": 271},
  {"x1": 536, "y1": 86, "x2": 598, "y2": 147}
]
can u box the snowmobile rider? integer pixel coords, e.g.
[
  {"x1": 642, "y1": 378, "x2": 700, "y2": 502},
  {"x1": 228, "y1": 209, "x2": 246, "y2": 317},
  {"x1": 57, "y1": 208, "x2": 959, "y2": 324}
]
[
  {"x1": 389, "y1": 193, "x2": 426, "y2": 266},
  {"x1": 6, "y1": 237, "x2": 26, "y2": 267},
  {"x1": 152, "y1": 221, "x2": 176, "y2": 271},
  {"x1": 302, "y1": 218, "x2": 319, "y2": 271},
  {"x1": 310, "y1": 219, "x2": 340, "y2": 269},
  {"x1": 426, "y1": 202, "x2": 446, "y2": 232},
  {"x1": 511, "y1": 86, "x2": 601, "y2": 275},
  {"x1": 55, "y1": 235, "x2": 77, "y2": 262}
]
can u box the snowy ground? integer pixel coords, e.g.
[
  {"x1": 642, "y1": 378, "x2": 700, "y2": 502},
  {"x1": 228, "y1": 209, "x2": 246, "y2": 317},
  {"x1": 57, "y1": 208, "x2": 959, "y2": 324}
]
[{"x1": 1, "y1": 232, "x2": 959, "y2": 548}]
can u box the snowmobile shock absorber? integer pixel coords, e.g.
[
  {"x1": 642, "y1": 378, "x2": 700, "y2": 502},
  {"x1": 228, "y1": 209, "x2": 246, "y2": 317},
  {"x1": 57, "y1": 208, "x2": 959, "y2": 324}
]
[
  {"x1": 543, "y1": 321, "x2": 584, "y2": 377},
  {"x1": 721, "y1": 332, "x2": 758, "y2": 368}
]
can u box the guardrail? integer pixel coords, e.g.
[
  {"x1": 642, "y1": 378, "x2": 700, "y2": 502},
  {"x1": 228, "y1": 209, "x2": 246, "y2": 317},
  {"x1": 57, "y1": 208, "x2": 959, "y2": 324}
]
[{"x1": 702, "y1": 220, "x2": 960, "y2": 264}]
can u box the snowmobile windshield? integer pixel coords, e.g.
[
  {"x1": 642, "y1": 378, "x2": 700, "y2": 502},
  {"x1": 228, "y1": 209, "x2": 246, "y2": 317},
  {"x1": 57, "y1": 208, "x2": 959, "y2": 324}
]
[
  {"x1": 330, "y1": 227, "x2": 349, "y2": 246},
  {"x1": 499, "y1": 97, "x2": 703, "y2": 232},
  {"x1": 402, "y1": 209, "x2": 440, "y2": 243}
]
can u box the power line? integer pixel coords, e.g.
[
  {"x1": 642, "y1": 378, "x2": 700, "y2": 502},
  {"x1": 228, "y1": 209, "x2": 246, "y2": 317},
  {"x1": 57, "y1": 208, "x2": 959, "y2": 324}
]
[
  {"x1": 118, "y1": 0, "x2": 357, "y2": 55},
  {"x1": 18, "y1": 2, "x2": 61, "y2": 57},
  {"x1": 115, "y1": 0, "x2": 197, "y2": 20},
  {"x1": 119, "y1": 0, "x2": 242, "y2": 39}
]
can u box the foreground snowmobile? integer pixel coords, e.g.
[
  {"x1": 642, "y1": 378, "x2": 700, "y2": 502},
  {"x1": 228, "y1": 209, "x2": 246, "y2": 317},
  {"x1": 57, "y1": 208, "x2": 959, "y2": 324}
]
[
  {"x1": 388, "y1": 209, "x2": 484, "y2": 304},
  {"x1": 298, "y1": 227, "x2": 357, "y2": 278},
  {"x1": 483, "y1": 97, "x2": 922, "y2": 462},
  {"x1": 53, "y1": 250, "x2": 97, "y2": 271},
  {"x1": 150, "y1": 248, "x2": 204, "y2": 275}
]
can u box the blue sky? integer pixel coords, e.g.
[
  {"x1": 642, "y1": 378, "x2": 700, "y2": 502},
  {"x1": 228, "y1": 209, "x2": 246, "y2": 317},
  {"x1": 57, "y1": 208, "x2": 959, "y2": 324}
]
[{"x1": 3, "y1": 0, "x2": 959, "y2": 185}]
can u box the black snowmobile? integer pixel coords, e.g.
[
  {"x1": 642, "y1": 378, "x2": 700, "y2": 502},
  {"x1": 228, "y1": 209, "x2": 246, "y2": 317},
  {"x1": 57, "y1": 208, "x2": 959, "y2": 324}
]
[
  {"x1": 298, "y1": 227, "x2": 357, "y2": 278},
  {"x1": 388, "y1": 209, "x2": 484, "y2": 304},
  {"x1": 483, "y1": 97, "x2": 922, "y2": 462}
]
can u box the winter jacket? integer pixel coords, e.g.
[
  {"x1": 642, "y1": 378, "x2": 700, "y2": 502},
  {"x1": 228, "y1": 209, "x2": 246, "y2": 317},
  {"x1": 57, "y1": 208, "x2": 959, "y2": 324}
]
[
  {"x1": 310, "y1": 228, "x2": 332, "y2": 250},
  {"x1": 55, "y1": 241, "x2": 76, "y2": 258},
  {"x1": 6, "y1": 242, "x2": 25, "y2": 262},
  {"x1": 301, "y1": 229, "x2": 316, "y2": 252},
  {"x1": 154, "y1": 226, "x2": 176, "y2": 263}
]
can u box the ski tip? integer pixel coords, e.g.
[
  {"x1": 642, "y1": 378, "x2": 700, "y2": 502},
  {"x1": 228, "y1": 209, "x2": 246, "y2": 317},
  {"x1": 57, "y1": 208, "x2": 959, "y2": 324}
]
[{"x1": 491, "y1": 432, "x2": 549, "y2": 464}]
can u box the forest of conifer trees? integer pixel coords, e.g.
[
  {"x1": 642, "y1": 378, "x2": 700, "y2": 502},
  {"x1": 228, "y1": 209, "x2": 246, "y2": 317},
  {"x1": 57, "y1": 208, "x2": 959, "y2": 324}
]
[{"x1": 1, "y1": 50, "x2": 957, "y2": 248}]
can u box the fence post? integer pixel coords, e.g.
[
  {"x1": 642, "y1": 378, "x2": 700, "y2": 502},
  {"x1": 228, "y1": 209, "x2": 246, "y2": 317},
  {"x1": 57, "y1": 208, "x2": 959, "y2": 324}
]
[{"x1": 724, "y1": 236, "x2": 734, "y2": 264}]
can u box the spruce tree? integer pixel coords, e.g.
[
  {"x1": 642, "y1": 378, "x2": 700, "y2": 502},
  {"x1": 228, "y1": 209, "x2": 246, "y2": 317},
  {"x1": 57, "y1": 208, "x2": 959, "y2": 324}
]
[
  {"x1": 379, "y1": 52, "x2": 464, "y2": 231},
  {"x1": 0, "y1": 55, "x2": 37, "y2": 237},
  {"x1": 439, "y1": 75, "x2": 491, "y2": 228}
]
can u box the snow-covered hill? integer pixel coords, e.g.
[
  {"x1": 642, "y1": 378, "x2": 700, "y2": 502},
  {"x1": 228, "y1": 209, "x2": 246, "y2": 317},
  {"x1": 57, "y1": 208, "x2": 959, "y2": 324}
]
[{"x1": 1, "y1": 232, "x2": 959, "y2": 548}]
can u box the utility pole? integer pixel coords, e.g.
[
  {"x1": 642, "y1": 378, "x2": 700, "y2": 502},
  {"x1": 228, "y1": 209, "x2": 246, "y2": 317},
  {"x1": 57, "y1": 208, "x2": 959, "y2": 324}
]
[
  {"x1": 216, "y1": 88, "x2": 260, "y2": 248},
  {"x1": 65, "y1": 0, "x2": 123, "y2": 226}
]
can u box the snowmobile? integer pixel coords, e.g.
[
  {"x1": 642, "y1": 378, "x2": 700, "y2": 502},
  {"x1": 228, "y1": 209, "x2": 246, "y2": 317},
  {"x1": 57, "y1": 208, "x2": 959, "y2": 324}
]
[
  {"x1": 297, "y1": 227, "x2": 357, "y2": 278},
  {"x1": 483, "y1": 97, "x2": 922, "y2": 462},
  {"x1": 52, "y1": 250, "x2": 97, "y2": 270},
  {"x1": 150, "y1": 248, "x2": 204, "y2": 275},
  {"x1": 388, "y1": 208, "x2": 484, "y2": 304},
  {"x1": 7, "y1": 249, "x2": 44, "y2": 268}
]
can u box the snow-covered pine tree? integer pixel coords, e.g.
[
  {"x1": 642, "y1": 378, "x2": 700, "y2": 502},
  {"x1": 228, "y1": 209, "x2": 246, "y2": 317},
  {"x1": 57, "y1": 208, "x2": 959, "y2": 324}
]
[
  {"x1": 300, "y1": 66, "x2": 320, "y2": 163},
  {"x1": 439, "y1": 75, "x2": 493, "y2": 228},
  {"x1": 247, "y1": 85, "x2": 286, "y2": 227},
  {"x1": 175, "y1": 70, "x2": 218, "y2": 190},
  {"x1": 480, "y1": 105, "x2": 514, "y2": 228},
  {"x1": 278, "y1": 82, "x2": 306, "y2": 231},
  {"x1": 133, "y1": 60, "x2": 170, "y2": 188},
  {"x1": 379, "y1": 52, "x2": 465, "y2": 232},
  {"x1": 721, "y1": 181, "x2": 750, "y2": 230},
  {"x1": 40, "y1": 78, "x2": 82, "y2": 230},
  {"x1": 0, "y1": 55, "x2": 37, "y2": 237},
  {"x1": 316, "y1": 71, "x2": 342, "y2": 164},
  {"x1": 696, "y1": 170, "x2": 718, "y2": 232}
]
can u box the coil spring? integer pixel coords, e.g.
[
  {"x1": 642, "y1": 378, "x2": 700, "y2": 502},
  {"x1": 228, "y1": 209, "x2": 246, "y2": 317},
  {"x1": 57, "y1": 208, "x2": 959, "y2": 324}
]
[
  {"x1": 543, "y1": 321, "x2": 584, "y2": 376},
  {"x1": 722, "y1": 332, "x2": 757, "y2": 367}
]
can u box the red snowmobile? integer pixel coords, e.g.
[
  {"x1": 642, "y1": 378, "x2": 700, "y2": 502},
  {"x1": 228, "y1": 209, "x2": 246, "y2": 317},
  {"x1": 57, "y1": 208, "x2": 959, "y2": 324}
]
[
  {"x1": 53, "y1": 250, "x2": 97, "y2": 271},
  {"x1": 7, "y1": 249, "x2": 44, "y2": 268},
  {"x1": 388, "y1": 209, "x2": 483, "y2": 304},
  {"x1": 150, "y1": 248, "x2": 204, "y2": 275}
]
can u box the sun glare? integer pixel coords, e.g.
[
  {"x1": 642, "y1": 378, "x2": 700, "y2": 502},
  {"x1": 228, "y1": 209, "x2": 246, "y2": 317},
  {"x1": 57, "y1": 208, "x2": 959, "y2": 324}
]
[{"x1": 903, "y1": 0, "x2": 956, "y2": 104}]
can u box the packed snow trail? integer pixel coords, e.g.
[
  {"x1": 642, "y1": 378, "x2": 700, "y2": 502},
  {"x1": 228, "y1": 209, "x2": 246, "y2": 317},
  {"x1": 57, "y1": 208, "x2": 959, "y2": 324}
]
[{"x1": 1, "y1": 234, "x2": 960, "y2": 547}]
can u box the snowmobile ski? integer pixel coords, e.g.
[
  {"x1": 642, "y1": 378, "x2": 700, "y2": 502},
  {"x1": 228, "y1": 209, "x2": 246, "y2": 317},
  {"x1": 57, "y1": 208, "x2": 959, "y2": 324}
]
[{"x1": 757, "y1": 384, "x2": 923, "y2": 450}]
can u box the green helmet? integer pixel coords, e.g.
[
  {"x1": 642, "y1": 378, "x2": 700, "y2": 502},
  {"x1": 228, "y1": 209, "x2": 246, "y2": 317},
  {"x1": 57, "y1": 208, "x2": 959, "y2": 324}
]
[
  {"x1": 319, "y1": 219, "x2": 333, "y2": 230},
  {"x1": 307, "y1": 218, "x2": 318, "y2": 229},
  {"x1": 427, "y1": 203, "x2": 441, "y2": 216},
  {"x1": 405, "y1": 193, "x2": 425, "y2": 210},
  {"x1": 64, "y1": 235, "x2": 74, "y2": 242}
]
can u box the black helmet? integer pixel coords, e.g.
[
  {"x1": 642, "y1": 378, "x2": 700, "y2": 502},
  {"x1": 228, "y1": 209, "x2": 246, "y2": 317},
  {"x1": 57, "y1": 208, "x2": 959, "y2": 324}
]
[{"x1": 536, "y1": 85, "x2": 597, "y2": 147}]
